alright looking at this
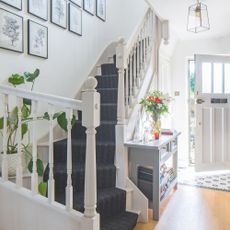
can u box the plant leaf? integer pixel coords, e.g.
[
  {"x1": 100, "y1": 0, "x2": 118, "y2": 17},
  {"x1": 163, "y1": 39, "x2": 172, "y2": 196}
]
[
  {"x1": 24, "y1": 69, "x2": 40, "y2": 82},
  {"x1": 57, "y1": 112, "x2": 67, "y2": 132},
  {"x1": 38, "y1": 181, "x2": 47, "y2": 197},
  {"x1": 28, "y1": 159, "x2": 44, "y2": 177},
  {"x1": 43, "y1": 112, "x2": 50, "y2": 120},
  {"x1": 22, "y1": 104, "x2": 30, "y2": 119},
  {"x1": 8, "y1": 74, "x2": 25, "y2": 86},
  {"x1": 53, "y1": 112, "x2": 63, "y2": 120},
  {"x1": 0, "y1": 117, "x2": 3, "y2": 129},
  {"x1": 71, "y1": 114, "x2": 76, "y2": 127},
  {"x1": 21, "y1": 123, "x2": 28, "y2": 139}
]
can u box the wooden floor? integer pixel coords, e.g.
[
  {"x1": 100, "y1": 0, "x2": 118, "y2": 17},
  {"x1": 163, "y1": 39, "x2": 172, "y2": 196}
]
[{"x1": 134, "y1": 185, "x2": 230, "y2": 230}]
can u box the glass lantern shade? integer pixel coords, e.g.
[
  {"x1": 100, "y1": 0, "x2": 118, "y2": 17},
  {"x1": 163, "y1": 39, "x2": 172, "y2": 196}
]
[{"x1": 187, "y1": 2, "x2": 210, "y2": 33}]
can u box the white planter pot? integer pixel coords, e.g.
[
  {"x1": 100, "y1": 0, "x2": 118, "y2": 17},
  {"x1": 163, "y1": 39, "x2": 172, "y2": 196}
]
[{"x1": 0, "y1": 153, "x2": 27, "y2": 177}]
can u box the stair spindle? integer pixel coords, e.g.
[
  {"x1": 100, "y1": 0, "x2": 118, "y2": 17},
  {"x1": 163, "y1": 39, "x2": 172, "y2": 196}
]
[
  {"x1": 1, "y1": 94, "x2": 8, "y2": 181},
  {"x1": 129, "y1": 53, "x2": 133, "y2": 105},
  {"x1": 48, "y1": 104, "x2": 55, "y2": 203},
  {"x1": 16, "y1": 97, "x2": 23, "y2": 188},
  {"x1": 133, "y1": 45, "x2": 137, "y2": 96},
  {"x1": 31, "y1": 100, "x2": 38, "y2": 195},
  {"x1": 65, "y1": 108, "x2": 73, "y2": 211}
]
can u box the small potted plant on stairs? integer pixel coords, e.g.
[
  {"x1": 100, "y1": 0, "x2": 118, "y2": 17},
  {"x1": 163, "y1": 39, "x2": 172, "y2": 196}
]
[{"x1": 0, "y1": 69, "x2": 76, "y2": 196}]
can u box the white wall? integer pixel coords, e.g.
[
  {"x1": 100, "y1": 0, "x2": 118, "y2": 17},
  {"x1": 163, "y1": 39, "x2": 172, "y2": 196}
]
[
  {"x1": 0, "y1": 181, "x2": 82, "y2": 230},
  {"x1": 171, "y1": 36, "x2": 230, "y2": 166},
  {"x1": 0, "y1": 0, "x2": 148, "y2": 98}
]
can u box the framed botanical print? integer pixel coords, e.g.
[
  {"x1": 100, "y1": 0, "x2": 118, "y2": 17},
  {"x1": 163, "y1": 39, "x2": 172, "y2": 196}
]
[
  {"x1": 28, "y1": 19, "x2": 48, "y2": 59},
  {"x1": 0, "y1": 0, "x2": 22, "y2": 10},
  {"x1": 51, "y1": 0, "x2": 67, "y2": 29},
  {"x1": 68, "y1": 3, "x2": 82, "y2": 36},
  {"x1": 70, "y1": 0, "x2": 81, "y2": 7},
  {"x1": 96, "y1": 0, "x2": 105, "y2": 21},
  {"x1": 83, "y1": 0, "x2": 95, "y2": 15},
  {"x1": 0, "y1": 8, "x2": 23, "y2": 53},
  {"x1": 28, "y1": 0, "x2": 48, "y2": 21}
]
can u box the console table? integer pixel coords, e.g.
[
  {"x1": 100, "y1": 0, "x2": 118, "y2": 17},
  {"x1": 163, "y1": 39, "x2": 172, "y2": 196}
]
[{"x1": 125, "y1": 131, "x2": 180, "y2": 220}]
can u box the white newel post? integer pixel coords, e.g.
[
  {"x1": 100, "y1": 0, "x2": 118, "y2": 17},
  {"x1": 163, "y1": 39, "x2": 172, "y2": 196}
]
[
  {"x1": 2, "y1": 94, "x2": 8, "y2": 181},
  {"x1": 16, "y1": 97, "x2": 23, "y2": 188},
  {"x1": 116, "y1": 38, "x2": 126, "y2": 125},
  {"x1": 82, "y1": 77, "x2": 100, "y2": 221},
  {"x1": 31, "y1": 100, "x2": 38, "y2": 195},
  {"x1": 48, "y1": 104, "x2": 55, "y2": 204},
  {"x1": 66, "y1": 108, "x2": 73, "y2": 211}
]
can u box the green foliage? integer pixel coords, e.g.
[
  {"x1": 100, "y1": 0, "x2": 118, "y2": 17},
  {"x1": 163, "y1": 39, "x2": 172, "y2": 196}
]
[
  {"x1": 140, "y1": 91, "x2": 172, "y2": 117},
  {"x1": 8, "y1": 74, "x2": 25, "y2": 87},
  {"x1": 28, "y1": 159, "x2": 44, "y2": 177},
  {"x1": 38, "y1": 182, "x2": 47, "y2": 197}
]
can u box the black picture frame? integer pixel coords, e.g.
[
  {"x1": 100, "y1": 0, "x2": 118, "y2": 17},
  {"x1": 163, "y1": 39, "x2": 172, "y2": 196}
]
[
  {"x1": 28, "y1": 0, "x2": 48, "y2": 21},
  {"x1": 83, "y1": 0, "x2": 95, "y2": 15},
  {"x1": 28, "y1": 19, "x2": 48, "y2": 59},
  {"x1": 0, "y1": 7, "x2": 24, "y2": 53},
  {"x1": 70, "y1": 0, "x2": 82, "y2": 8},
  {"x1": 68, "y1": 3, "x2": 82, "y2": 36},
  {"x1": 96, "y1": 0, "x2": 105, "y2": 21},
  {"x1": 51, "y1": 0, "x2": 67, "y2": 29},
  {"x1": 0, "y1": 0, "x2": 22, "y2": 11}
]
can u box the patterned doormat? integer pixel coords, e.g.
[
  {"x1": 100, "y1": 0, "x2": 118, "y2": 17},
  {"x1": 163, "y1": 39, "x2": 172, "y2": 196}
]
[{"x1": 178, "y1": 167, "x2": 230, "y2": 192}]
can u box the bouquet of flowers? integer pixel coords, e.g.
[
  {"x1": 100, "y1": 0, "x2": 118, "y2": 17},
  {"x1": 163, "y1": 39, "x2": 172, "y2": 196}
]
[{"x1": 140, "y1": 91, "x2": 172, "y2": 139}]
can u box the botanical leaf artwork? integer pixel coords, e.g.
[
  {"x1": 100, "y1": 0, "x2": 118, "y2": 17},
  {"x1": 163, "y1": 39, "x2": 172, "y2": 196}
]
[
  {"x1": 98, "y1": 0, "x2": 103, "y2": 16},
  {"x1": 28, "y1": 0, "x2": 48, "y2": 20},
  {"x1": 28, "y1": 20, "x2": 48, "y2": 58},
  {"x1": 2, "y1": 16, "x2": 20, "y2": 46},
  {"x1": 69, "y1": 4, "x2": 82, "y2": 35},
  {"x1": 84, "y1": 0, "x2": 94, "y2": 14},
  {"x1": 0, "y1": 0, "x2": 22, "y2": 10},
  {"x1": 0, "y1": 8, "x2": 23, "y2": 52},
  {"x1": 51, "y1": 0, "x2": 67, "y2": 28},
  {"x1": 55, "y1": 0, "x2": 65, "y2": 23},
  {"x1": 96, "y1": 0, "x2": 105, "y2": 20}
]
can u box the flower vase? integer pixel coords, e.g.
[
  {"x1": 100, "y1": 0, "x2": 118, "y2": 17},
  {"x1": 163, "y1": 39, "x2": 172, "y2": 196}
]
[{"x1": 152, "y1": 114, "x2": 161, "y2": 140}]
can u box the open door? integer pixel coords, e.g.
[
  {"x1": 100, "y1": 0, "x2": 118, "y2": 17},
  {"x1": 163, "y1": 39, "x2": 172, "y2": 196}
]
[{"x1": 195, "y1": 54, "x2": 230, "y2": 171}]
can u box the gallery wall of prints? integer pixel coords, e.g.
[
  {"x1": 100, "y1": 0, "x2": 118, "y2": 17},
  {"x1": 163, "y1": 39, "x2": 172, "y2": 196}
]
[{"x1": 0, "y1": 0, "x2": 106, "y2": 59}]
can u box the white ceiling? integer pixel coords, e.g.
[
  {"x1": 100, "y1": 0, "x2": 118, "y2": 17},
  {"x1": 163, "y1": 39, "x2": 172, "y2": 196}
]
[{"x1": 150, "y1": 0, "x2": 230, "y2": 40}]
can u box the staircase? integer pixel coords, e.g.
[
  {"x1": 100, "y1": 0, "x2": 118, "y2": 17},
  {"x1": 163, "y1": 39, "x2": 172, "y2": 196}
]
[{"x1": 44, "y1": 58, "x2": 138, "y2": 230}]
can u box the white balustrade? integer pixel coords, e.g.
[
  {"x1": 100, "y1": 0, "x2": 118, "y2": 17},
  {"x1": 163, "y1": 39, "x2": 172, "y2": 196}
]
[
  {"x1": 0, "y1": 75, "x2": 100, "y2": 226},
  {"x1": 65, "y1": 108, "x2": 73, "y2": 211},
  {"x1": 48, "y1": 104, "x2": 55, "y2": 204},
  {"x1": 116, "y1": 8, "x2": 156, "y2": 121},
  {"x1": 31, "y1": 100, "x2": 39, "y2": 195},
  {"x1": 16, "y1": 97, "x2": 23, "y2": 188}
]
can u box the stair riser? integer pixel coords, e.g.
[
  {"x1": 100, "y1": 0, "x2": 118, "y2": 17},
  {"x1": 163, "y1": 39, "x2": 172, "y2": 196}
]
[
  {"x1": 101, "y1": 64, "x2": 117, "y2": 75},
  {"x1": 95, "y1": 75, "x2": 118, "y2": 89},
  {"x1": 101, "y1": 105, "x2": 117, "y2": 121},
  {"x1": 97, "y1": 89, "x2": 118, "y2": 104},
  {"x1": 54, "y1": 141, "x2": 115, "y2": 164}
]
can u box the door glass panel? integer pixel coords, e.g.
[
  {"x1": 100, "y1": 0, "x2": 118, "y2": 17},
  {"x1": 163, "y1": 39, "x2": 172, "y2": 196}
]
[
  {"x1": 213, "y1": 63, "x2": 223, "y2": 93},
  {"x1": 202, "y1": 62, "x2": 212, "y2": 93},
  {"x1": 224, "y1": 63, "x2": 230, "y2": 93}
]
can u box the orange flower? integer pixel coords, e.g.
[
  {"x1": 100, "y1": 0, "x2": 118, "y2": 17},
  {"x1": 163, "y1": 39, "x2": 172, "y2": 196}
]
[{"x1": 155, "y1": 97, "x2": 161, "y2": 103}]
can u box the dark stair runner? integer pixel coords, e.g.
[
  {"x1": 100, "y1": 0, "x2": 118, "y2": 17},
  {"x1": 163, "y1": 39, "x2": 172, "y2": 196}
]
[{"x1": 44, "y1": 58, "x2": 138, "y2": 230}]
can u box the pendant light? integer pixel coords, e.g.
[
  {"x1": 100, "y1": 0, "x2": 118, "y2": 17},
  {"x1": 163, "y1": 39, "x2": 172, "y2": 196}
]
[{"x1": 187, "y1": 0, "x2": 210, "y2": 33}]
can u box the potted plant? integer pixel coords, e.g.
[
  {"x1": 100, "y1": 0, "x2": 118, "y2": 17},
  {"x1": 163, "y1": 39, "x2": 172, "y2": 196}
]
[
  {"x1": 140, "y1": 91, "x2": 172, "y2": 139},
  {"x1": 0, "y1": 69, "x2": 76, "y2": 196}
]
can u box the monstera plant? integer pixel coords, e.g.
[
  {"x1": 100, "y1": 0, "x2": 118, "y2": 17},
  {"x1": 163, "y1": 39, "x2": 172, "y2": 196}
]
[{"x1": 0, "y1": 69, "x2": 76, "y2": 196}]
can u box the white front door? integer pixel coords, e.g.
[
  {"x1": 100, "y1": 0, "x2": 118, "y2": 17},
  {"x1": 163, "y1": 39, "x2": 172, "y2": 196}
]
[{"x1": 195, "y1": 54, "x2": 230, "y2": 171}]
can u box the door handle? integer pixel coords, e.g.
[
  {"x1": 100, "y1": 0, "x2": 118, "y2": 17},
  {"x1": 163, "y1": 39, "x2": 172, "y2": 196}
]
[{"x1": 196, "y1": 98, "x2": 205, "y2": 104}]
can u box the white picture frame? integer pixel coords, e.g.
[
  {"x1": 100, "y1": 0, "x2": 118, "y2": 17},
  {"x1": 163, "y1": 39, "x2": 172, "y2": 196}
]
[
  {"x1": 96, "y1": 0, "x2": 105, "y2": 21},
  {"x1": 68, "y1": 3, "x2": 82, "y2": 36},
  {"x1": 0, "y1": 8, "x2": 23, "y2": 53},
  {"x1": 83, "y1": 0, "x2": 95, "y2": 15},
  {"x1": 51, "y1": 0, "x2": 67, "y2": 29},
  {"x1": 70, "y1": 0, "x2": 82, "y2": 7},
  {"x1": 0, "y1": 0, "x2": 22, "y2": 10},
  {"x1": 28, "y1": 19, "x2": 48, "y2": 59},
  {"x1": 28, "y1": 0, "x2": 48, "y2": 21}
]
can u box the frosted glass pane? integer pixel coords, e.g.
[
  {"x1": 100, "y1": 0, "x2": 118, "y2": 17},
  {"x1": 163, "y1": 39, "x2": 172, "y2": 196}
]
[
  {"x1": 213, "y1": 63, "x2": 223, "y2": 94},
  {"x1": 224, "y1": 64, "x2": 230, "y2": 93},
  {"x1": 202, "y1": 62, "x2": 211, "y2": 93}
]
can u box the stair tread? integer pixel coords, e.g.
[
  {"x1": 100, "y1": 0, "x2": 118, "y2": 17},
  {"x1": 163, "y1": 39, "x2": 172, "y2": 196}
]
[{"x1": 101, "y1": 211, "x2": 138, "y2": 230}]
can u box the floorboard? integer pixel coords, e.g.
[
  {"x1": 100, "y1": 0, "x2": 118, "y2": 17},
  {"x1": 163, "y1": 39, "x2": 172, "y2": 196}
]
[{"x1": 134, "y1": 185, "x2": 230, "y2": 230}]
